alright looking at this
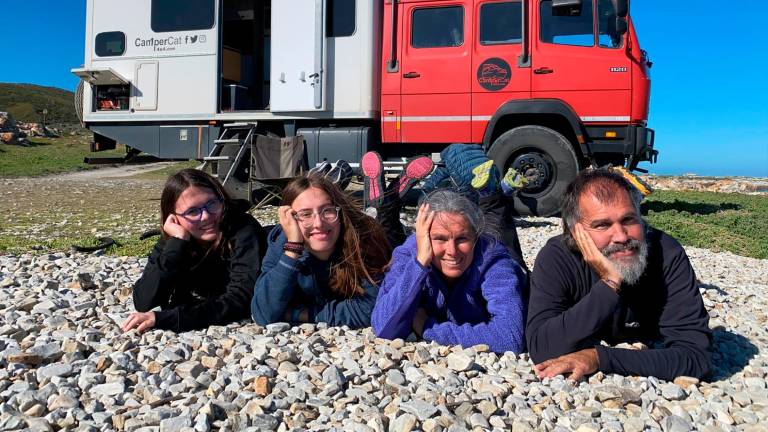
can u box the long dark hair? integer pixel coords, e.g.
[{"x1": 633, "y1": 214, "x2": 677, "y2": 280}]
[
  {"x1": 281, "y1": 173, "x2": 392, "y2": 298},
  {"x1": 160, "y1": 168, "x2": 234, "y2": 255}
]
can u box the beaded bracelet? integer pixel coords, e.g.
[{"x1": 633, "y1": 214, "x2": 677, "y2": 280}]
[{"x1": 283, "y1": 241, "x2": 304, "y2": 254}]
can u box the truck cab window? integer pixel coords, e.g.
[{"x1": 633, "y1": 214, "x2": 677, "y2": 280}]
[
  {"x1": 327, "y1": 0, "x2": 355, "y2": 37},
  {"x1": 540, "y1": 0, "x2": 594, "y2": 47},
  {"x1": 152, "y1": 0, "x2": 215, "y2": 33},
  {"x1": 95, "y1": 32, "x2": 126, "y2": 57},
  {"x1": 597, "y1": 0, "x2": 622, "y2": 48},
  {"x1": 412, "y1": 6, "x2": 464, "y2": 48},
  {"x1": 480, "y1": 2, "x2": 522, "y2": 45}
]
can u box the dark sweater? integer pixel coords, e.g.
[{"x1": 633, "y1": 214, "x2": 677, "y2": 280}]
[
  {"x1": 133, "y1": 210, "x2": 266, "y2": 332},
  {"x1": 527, "y1": 228, "x2": 711, "y2": 380},
  {"x1": 250, "y1": 225, "x2": 379, "y2": 328}
]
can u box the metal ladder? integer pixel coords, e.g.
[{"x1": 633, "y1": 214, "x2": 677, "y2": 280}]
[{"x1": 201, "y1": 122, "x2": 257, "y2": 186}]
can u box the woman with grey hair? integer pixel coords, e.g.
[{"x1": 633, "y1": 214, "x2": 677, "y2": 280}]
[{"x1": 370, "y1": 189, "x2": 527, "y2": 354}]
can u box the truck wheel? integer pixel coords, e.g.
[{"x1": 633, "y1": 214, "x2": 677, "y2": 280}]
[{"x1": 488, "y1": 125, "x2": 580, "y2": 216}]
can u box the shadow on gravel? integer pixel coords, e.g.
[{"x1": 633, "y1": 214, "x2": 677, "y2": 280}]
[
  {"x1": 707, "y1": 326, "x2": 759, "y2": 381},
  {"x1": 642, "y1": 200, "x2": 741, "y2": 215},
  {"x1": 699, "y1": 283, "x2": 729, "y2": 296},
  {"x1": 515, "y1": 219, "x2": 558, "y2": 228}
]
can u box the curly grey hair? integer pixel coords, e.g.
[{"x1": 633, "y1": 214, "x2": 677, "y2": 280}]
[{"x1": 420, "y1": 189, "x2": 500, "y2": 240}]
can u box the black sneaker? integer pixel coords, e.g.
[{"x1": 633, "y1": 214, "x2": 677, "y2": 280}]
[
  {"x1": 308, "y1": 160, "x2": 332, "y2": 177},
  {"x1": 326, "y1": 160, "x2": 354, "y2": 190}
]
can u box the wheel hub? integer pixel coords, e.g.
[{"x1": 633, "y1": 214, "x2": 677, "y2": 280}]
[{"x1": 511, "y1": 152, "x2": 551, "y2": 194}]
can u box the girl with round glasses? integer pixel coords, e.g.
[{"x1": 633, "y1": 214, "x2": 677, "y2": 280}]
[
  {"x1": 124, "y1": 169, "x2": 266, "y2": 333},
  {"x1": 251, "y1": 173, "x2": 391, "y2": 328}
]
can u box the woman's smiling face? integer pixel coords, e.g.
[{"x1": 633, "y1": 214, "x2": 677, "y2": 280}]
[
  {"x1": 174, "y1": 186, "x2": 222, "y2": 243},
  {"x1": 429, "y1": 212, "x2": 476, "y2": 282},
  {"x1": 291, "y1": 187, "x2": 341, "y2": 260}
]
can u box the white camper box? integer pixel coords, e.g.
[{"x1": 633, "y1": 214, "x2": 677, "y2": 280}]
[{"x1": 73, "y1": 0, "x2": 381, "y2": 178}]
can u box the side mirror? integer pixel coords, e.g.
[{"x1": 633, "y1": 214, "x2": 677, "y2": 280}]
[
  {"x1": 615, "y1": 17, "x2": 628, "y2": 35},
  {"x1": 552, "y1": 0, "x2": 582, "y2": 16},
  {"x1": 614, "y1": 0, "x2": 628, "y2": 18}
]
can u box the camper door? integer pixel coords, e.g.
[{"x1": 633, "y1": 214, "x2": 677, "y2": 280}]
[{"x1": 270, "y1": 0, "x2": 326, "y2": 111}]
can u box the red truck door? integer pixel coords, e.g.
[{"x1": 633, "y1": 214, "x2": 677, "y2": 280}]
[
  {"x1": 471, "y1": 0, "x2": 532, "y2": 142},
  {"x1": 398, "y1": 1, "x2": 473, "y2": 143},
  {"x1": 531, "y1": 0, "x2": 631, "y2": 122}
]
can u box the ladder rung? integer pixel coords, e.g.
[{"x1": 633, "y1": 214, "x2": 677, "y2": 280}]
[
  {"x1": 222, "y1": 122, "x2": 257, "y2": 128},
  {"x1": 214, "y1": 139, "x2": 241, "y2": 144},
  {"x1": 204, "y1": 156, "x2": 231, "y2": 161}
]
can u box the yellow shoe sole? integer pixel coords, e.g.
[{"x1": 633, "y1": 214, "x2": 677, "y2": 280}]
[{"x1": 471, "y1": 160, "x2": 495, "y2": 190}]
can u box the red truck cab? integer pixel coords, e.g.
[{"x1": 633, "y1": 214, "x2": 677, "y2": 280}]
[{"x1": 380, "y1": 0, "x2": 655, "y2": 215}]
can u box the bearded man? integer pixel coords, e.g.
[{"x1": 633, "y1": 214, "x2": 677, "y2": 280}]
[{"x1": 526, "y1": 169, "x2": 711, "y2": 381}]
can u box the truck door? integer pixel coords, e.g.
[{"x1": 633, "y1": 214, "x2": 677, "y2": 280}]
[
  {"x1": 471, "y1": 0, "x2": 532, "y2": 142},
  {"x1": 399, "y1": 1, "x2": 472, "y2": 143},
  {"x1": 531, "y1": 0, "x2": 631, "y2": 122},
  {"x1": 270, "y1": 0, "x2": 327, "y2": 111}
]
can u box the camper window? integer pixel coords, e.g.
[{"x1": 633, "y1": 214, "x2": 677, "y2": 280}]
[
  {"x1": 152, "y1": 0, "x2": 215, "y2": 33},
  {"x1": 327, "y1": 0, "x2": 355, "y2": 37},
  {"x1": 95, "y1": 32, "x2": 126, "y2": 57}
]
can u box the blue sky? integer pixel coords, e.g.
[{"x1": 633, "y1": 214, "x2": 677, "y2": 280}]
[{"x1": 2, "y1": 1, "x2": 766, "y2": 177}]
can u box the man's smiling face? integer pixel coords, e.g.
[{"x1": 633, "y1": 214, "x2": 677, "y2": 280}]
[{"x1": 577, "y1": 188, "x2": 648, "y2": 284}]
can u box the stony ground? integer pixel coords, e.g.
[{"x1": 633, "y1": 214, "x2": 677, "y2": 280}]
[{"x1": 0, "y1": 174, "x2": 767, "y2": 431}]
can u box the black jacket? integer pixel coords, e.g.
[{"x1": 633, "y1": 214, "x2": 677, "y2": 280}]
[
  {"x1": 133, "y1": 209, "x2": 266, "y2": 331},
  {"x1": 527, "y1": 227, "x2": 711, "y2": 380}
]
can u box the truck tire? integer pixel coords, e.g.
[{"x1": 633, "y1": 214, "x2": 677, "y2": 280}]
[{"x1": 488, "y1": 125, "x2": 580, "y2": 216}]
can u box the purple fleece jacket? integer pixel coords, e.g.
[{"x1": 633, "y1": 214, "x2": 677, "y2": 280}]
[{"x1": 371, "y1": 234, "x2": 526, "y2": 353}]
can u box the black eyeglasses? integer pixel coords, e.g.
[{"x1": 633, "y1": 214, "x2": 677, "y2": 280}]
[
  {"x1": 292, "y1": 206, "x2": 341, "y2": 227},
  {"x1": 175, "y1": 199, "x2": 223, "y2": 222}
]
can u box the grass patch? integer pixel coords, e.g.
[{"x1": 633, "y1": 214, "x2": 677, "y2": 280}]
[
  {"x1": 642, "y1": 190, "x2": 768, "y2": 259},
  {"x1": 134, "y1": 160, "x2": 200, "y2": 181},
  {"x1": 0, "y1": 235, "x2": 158, "y2": 258},
  {"x1": 0, "y1": 135, "x2": 126, "y2": 177}
]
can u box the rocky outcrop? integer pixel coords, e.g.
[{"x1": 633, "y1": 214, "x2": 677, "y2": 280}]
[
  {"x1": 0, "y1": 112, "x2": 28, "y2": 146},
  {"x1": 18, "y1": 121, "x2": 60, "y2": 138},
  {"x1": 643, "y1": 175, "x2": 768, "y2": 195}
]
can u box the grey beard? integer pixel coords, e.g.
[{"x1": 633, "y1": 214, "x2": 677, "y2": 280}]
[{"x1": 602, "y1": 238, "x2": 649, "y2": 286}]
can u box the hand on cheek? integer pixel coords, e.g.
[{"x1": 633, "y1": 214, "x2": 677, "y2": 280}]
[
  {"x1": 164, "y1": 214, "x2": 190, "y2": 241},
  {"x1": 573, "y1": 223, "x2": 622, "y2": 287},
  {"x1": 278, "y1": 205, "x2": 304, "y2": 243},
  {"x1": 415, "y1": 204, "x2": 435, "y2": 267}
]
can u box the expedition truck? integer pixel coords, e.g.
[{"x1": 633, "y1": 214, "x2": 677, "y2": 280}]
[{"x1": 72, "y1": 0, "x2": 656, "y2": 215}]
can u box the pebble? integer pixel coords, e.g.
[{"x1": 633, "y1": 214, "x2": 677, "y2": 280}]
[
  {"x1": 0, "y1": 213, "x2": 763, "y2": 431},
  {"x1": 446, "y1": 352, "x2": 473, "y2": 372}
]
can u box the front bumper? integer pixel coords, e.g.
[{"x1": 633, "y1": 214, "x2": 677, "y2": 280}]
[{"x1": 584, "y1": 125, "x2": 658, "y2": 169}]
